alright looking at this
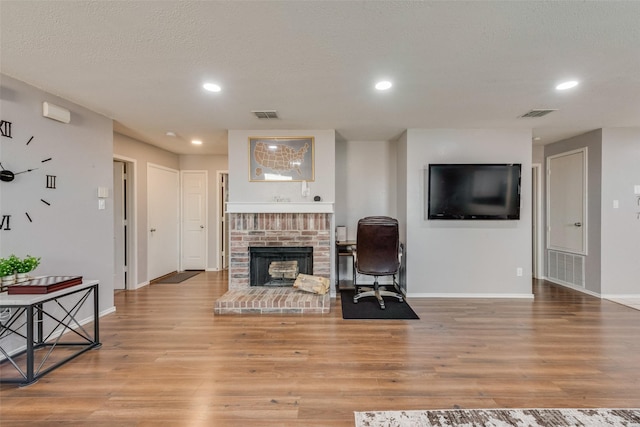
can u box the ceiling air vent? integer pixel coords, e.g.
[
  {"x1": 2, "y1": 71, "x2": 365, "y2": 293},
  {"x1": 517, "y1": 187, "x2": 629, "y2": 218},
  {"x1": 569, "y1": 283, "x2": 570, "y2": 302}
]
[
  {"x1": 252, "y1": 110, "x2": 279, "y2": 119},
  {"x1": 519, "y1": 109, "x2": 557, "y2": 118}
]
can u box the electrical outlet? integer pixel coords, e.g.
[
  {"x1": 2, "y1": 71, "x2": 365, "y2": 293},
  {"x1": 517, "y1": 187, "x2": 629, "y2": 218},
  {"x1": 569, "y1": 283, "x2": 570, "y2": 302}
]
[{"x1": 516, "y1": 267, "x2": 523, "y2": 277}]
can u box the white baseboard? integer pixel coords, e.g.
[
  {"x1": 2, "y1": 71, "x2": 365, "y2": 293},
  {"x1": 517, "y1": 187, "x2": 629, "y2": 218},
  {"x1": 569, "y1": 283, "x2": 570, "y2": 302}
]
[
  {"x1": 602, "y1": 293, "x2": 640, "y2": 299},
  {"x1": 130, "y1": 280, "x2": 149, "y2": 290},
  {"x1": 407, "y1": 293, "x2": 534, "y2": 299},
  {"x1": 545, "y1": 279, "x2": 601, "y2": 298}
]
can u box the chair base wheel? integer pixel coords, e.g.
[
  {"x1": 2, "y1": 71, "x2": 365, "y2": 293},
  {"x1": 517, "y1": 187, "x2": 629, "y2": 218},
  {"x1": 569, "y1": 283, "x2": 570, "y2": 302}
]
[{"x1": 353, "y1": 283, "x2": 404, "y2": 310}]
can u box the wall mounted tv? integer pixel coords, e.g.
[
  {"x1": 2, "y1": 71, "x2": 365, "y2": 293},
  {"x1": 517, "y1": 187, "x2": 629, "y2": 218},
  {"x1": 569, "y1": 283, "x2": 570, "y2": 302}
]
[{"x1": 427, "y1": 163, "x2": 522, "y2": 220}]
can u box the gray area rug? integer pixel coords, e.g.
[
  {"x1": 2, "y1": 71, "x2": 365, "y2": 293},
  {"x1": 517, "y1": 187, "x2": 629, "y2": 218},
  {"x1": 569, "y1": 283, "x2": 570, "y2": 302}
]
[
  {"x1": 355, "y1": 409, "x2": 640, "y2": 427},
  {"x1": 154, "y1": 271, "x2": 201, "y2": 284}
]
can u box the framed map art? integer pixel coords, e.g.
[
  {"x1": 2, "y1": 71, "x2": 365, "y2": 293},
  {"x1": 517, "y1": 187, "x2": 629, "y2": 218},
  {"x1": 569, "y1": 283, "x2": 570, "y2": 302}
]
[{"x1": 249, "y1": 136, "x2": 315, "y2": 182}]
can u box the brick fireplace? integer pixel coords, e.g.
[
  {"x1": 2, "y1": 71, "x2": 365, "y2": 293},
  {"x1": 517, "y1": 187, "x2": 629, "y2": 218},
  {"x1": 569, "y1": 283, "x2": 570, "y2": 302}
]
[
  {"x1": 228, "y1": 212, "x2": 331, "y2": 290},
  {"x1": 214, "y1": 211, "x2": 332, "y2": 314}
]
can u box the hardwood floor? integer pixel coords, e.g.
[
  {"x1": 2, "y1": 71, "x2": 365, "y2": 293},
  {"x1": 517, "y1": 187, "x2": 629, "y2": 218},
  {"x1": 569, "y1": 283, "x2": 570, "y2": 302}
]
[{"x1": 2, "y1": 272, "x2": 640, "y2": 426}]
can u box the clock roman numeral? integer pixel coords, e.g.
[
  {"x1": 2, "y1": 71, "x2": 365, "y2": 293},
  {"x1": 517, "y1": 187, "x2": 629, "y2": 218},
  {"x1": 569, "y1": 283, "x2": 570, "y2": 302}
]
[
  {"x1": 26, "y1": 212, "x2": 33, "y2": 223},
  {"x1": 41, "y1": 199, "x2": 51, "y2": 206},
  {"x1": 0, "y1": 120, "x2": 12, "y2": 138},
  {"x1": 46, "y1": 175, "x2": 57, "y2": 189},
  {"x1": 0, "y1": 215, "x2": 11, "y2": 230}
]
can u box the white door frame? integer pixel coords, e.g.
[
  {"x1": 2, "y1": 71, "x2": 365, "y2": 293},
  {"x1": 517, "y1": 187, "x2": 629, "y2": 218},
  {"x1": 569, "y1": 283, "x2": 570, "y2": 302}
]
[
  {"x1": 532, "y1": 163, "x2": 544, "y2": 279},
  {"x1": 217, "y1": 170, "x2": 229, "y2": 270},
  {"x1": 113, "y1": 154, "x2": 138, "y2": 290}
]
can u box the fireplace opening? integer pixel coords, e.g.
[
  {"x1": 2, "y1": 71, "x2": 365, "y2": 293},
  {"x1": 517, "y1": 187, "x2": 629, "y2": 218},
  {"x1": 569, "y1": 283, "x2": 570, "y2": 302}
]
[{"x1": 249, "y1": 246, "x2": 313, "y2": 286}]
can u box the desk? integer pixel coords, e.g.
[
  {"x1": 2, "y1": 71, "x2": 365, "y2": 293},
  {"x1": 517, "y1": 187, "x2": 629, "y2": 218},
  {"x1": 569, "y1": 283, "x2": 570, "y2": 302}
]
[
  {"x1": 0, "y1": 280, "x2": 101, "y2": 386},
  {"x1": 336, "y1": 241, "x2": 356, "y2": 290}
]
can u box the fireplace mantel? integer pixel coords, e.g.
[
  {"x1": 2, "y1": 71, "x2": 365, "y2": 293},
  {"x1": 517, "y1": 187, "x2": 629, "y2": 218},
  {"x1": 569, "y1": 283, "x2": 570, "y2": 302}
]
[{"x1": 226, "y1": 202, "x2": 334, "y2": 214}]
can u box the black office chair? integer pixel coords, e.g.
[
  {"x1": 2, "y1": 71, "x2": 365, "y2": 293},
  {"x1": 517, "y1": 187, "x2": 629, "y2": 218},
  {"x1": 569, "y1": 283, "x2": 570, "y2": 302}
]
[{"x1": 353, "y1": 216, "x2": 404, "y2": 309}]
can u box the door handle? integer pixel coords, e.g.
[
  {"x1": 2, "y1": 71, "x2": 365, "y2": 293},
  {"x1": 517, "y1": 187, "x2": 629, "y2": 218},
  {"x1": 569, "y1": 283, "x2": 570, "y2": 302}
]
[
  {"x1": 200, "y1": 225, "x2": 204, "y2": 229},
  {"x1": 150, "y1": 228, "x2": 157, "y2": 232},
  {"x1": 574, "y1": 222, "x2": 582, "y2": 227}
]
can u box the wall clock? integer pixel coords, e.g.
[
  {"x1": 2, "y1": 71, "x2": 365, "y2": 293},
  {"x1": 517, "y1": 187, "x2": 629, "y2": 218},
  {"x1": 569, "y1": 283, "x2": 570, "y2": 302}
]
[{"x1": 0, "y1": 119, "x2": 57, "y2": 231}]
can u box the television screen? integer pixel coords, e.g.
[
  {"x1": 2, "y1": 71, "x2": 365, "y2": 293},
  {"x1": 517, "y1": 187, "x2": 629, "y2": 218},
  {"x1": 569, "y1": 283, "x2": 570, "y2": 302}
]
[{"x1": 427, "y1": 163, "x2": 521, "y2": 220}]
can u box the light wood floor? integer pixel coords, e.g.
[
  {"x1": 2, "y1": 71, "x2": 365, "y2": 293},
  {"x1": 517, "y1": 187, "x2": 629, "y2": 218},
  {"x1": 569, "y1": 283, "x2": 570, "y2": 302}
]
[{"x1": 2, "y1": 271, "x2": 640, "y2": 426}]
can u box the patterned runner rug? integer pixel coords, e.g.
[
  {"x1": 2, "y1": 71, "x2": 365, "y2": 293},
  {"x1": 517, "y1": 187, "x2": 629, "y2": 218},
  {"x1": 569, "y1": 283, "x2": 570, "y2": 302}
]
[{"x1": 355, "y1": 408, "x2": 640, "y2": 427}]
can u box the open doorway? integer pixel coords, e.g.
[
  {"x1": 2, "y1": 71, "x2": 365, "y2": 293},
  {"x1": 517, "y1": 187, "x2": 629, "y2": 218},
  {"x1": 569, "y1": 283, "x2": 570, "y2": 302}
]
[
  {"x1": 113, "y1": 157, "x2": 136, "y2": 290},
  {"x1": 532, "y1": 163, "x2": 544, "y2": 279},
  {"x1": 218, "y1": 171, "x2": 229, "y2": 270}
]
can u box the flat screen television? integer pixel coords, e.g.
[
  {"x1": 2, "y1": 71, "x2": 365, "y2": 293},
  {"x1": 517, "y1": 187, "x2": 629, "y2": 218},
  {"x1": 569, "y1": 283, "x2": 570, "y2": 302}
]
[{"x1": 427, "y1": 163, "x2": 521, "y2": 220}]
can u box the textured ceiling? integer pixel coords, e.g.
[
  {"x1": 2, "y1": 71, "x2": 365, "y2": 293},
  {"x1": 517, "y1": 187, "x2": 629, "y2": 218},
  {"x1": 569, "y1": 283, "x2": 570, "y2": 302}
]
[{"x1": 1, "y1": 1, "x2": 639, "y2": 155}]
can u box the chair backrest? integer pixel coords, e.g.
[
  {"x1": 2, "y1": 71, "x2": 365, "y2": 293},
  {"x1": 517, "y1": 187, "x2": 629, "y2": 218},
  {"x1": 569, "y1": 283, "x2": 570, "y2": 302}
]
[{"x1": 355, "y1": 216, "x2": 400, "y2": 276}]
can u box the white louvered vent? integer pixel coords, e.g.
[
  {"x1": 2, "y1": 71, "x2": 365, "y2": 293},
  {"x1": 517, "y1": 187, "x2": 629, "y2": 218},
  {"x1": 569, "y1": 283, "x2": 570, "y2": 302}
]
[
  {"x1": 548, "y1": 250, "x2": 585, "y2": 288},
  {"x1": 519, "y1": 109, "x2": 557, "y2": 118},
  {"x1": 252, "y1": 110, "x2": 279, "y2": 119}
]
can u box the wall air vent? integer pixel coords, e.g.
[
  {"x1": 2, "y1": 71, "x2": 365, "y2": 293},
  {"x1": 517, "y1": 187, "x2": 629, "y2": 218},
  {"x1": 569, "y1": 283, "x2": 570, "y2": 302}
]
[
  {"x1": 252, "y1": 110, "x2": 279, "y2": 119},
  {"x1": 519, "y1": 109, "x2": 557, "y2": 118},
  {"x1": 548, "y1": 250, "x2": 585, "y2": 288}
]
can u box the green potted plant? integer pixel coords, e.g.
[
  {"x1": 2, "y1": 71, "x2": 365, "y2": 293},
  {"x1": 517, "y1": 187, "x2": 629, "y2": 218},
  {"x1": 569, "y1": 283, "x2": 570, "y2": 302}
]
[
  {"x1": 15, "y1": 255, "x2": 40, "y2": 283},
  {"x1": 0, "y1": 255, "x2": 20, "y2": 286}
]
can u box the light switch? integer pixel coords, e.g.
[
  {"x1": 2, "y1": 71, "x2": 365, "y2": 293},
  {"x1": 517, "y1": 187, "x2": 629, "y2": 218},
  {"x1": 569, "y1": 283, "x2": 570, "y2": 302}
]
[
  {"x1": 98, "y1": 199, "x2": 106, "y2": 210},
  {"x1": 635, "y1": 185, "x2": 640, "y2": 195},
  {"x1": 613, "y1": 200, "x2": 619, "y2": 209}
]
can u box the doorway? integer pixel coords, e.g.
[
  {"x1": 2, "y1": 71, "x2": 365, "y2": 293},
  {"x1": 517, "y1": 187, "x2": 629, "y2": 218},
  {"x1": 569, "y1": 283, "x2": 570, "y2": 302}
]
[
  {"x1": 113, "y1": 157, "x2": 136, "y2": 290},
  {"x1": 218, "y1": 171, "x2": 229, "y2": 270},
  {"x1": 181, "y1": 170, "x2": 207, "y2": 270},
  {"x1": 147, "y1": 163, "x2": 180, "y2": 281},
  {"x1": 546, "y1": 148, "x2": 588, "y2": 255},
  {"x1": 532, "y1": 163, "x2": 543, "y2": 279}
]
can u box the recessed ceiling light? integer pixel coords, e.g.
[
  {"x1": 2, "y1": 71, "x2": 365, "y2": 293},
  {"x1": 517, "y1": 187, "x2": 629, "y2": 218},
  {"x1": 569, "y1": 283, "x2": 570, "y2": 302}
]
[
  {"x1": 203, "y1": 83, "x2": 221, "y2": 92},
  {"x1": 556, "y1": 80, "x2": 579, "y2": 90},
  {"x1": 165, "y1": 131, "x2": 176, "y2": 137},
  {"x1": 533, "y1": 137, "x2": 541, "y2": 141},
  {"x1": 375, "y1": 80, "x2": 392, "y2": 91},
  {"x1": 192, "y1": 139, "x2": 203, "y2": 145}
]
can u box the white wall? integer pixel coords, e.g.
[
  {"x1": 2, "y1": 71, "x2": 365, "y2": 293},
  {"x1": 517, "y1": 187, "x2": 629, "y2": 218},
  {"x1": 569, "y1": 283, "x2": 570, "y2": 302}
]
[
  {"x1": 0, "y1": 74, "x2": 114, "y2": 312},
  {"x1": 601, "y1": 128, "x2": 640, "y2": 295},
  {"x1": 396, "y1": 132, "x2": 408, "y2": 290},
  {"x1": 404, "y1": 129, "x2": 533, "y2": 296},
  {"x1": 334, "y1": 140, "x2": 397, "y2": 241},
  {"x1": 228, "y1": 130, "x2": 335, "y2": 205}
]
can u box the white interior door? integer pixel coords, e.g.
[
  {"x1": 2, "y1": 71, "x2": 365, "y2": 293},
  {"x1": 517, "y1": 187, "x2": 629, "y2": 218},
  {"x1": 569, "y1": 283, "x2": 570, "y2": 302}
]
[
  {"x1": 148, "y1": 164, "x2": 179, "y2": 280},
  {"x1": 181, "y1": 171, "x2": 207, "y2": 270},
  {"x1": 113, "y1": 161, "x2": 126, "y2": 290},
  {"x1": 547, "y1": 148, "x2": 587, "y2": 254}
]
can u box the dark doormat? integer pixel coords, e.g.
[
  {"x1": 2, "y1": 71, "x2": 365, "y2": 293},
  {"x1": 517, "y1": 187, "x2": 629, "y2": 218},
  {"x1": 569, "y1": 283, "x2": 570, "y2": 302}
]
[
  {"x1": 155, "y1": 271, "x2": 202, "y2": 284},
  {"x1": 340, "y1": 289, "x2": 419, "y2": 319}
]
